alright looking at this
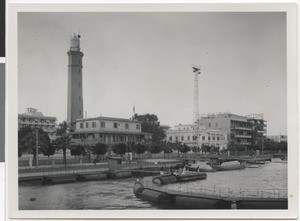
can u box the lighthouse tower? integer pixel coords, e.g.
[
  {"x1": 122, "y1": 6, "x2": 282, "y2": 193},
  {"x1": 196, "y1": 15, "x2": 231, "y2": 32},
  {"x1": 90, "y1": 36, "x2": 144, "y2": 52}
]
[{"x1": 67, "y1": 33, "x2": 84, "y2": 126}]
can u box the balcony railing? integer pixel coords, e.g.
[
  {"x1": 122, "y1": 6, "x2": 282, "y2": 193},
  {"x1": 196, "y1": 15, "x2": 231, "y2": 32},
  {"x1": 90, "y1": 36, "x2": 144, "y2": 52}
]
[
  {"x1": 240, "y1": 142, "x2": 252, "y2": 145},
  {"x1": 235, "y1": 134, "x2": 252, "y2": 139},
  {"x1": 234, "y1": 127, "x2": 252, "y2": 131}
]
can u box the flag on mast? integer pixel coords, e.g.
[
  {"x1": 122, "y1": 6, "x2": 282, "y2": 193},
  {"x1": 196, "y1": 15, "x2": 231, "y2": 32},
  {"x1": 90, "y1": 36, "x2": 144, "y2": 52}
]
[{"x1": 133, "y1": 104, "x2": 135, "y2": 115}]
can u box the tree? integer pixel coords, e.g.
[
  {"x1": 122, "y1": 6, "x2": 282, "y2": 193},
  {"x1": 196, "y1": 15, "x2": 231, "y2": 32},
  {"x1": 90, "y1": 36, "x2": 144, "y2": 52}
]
[
  {"x1": 211, "y1": 146, "x2": 220, "y2": 154},
  {"x1": 53, "y1": 121, "x2": 71, "y2": 167},
  {"x1": 164, "y1": 142, "x2": 174, "y2": 154},
  {"x1": 18, "y1": 126, "x2": 35, "y2": 157},
  {"x1": 112, "y1": 143, "x2": 127, "y2": 155},
  {"x1": 92, "y1": 142, "x2": 108, "y2": 159},
  {"x1": 70, "y1": 145, "x2": 86, "y2": 158},
  {"x1": 192, "y1": 146, "x2": 201, "y2": 154},
  {"x1": 278, "y1": 141, "x2": 287, "y2": 152},
  {"x1": 18, "y1": 126, "x2": 51, "y2": 164},
  {"x1": 133, "y1": 114, "x2": 166, "y2": 144},
  {"x1": 179, "y1": 143, "x2": 190, "y2": 154},
  {"x1": 148, "y1": 143, "x2": 163, "y2": 154},
  {"x1": 132, "y1": 143, "x2": 148, "y2": 155},
  {"x1": 202, "y1": 144, "x2": 211, "y2": 154},
  {"x1": 40, "y1": 142, "x2": 55, "y2": 158}
]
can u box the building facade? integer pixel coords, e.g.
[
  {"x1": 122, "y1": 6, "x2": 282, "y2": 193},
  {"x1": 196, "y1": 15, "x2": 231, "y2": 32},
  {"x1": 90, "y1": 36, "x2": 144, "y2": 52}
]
[
  {"x1": 67, "y1": 33, "x2": 84, "y2": 126},
  {"x1": 246, "y1": 113, "x2": 267, "y2": 147},
  {"x1": 18, "y1": 108, "x2": 57, "y2": 139},
  {"x1": 267, "y1": 135, "x2": 287, "y2": 143},
  {"x1": 166, "y1": 124, "x2": 228, "y2": 150},
  {"x1": 70, "y1": 116, "x2": 152, "y2": 146},
  {"x1": 198, "y1": 112, "x2": 267, "y2": 150}
]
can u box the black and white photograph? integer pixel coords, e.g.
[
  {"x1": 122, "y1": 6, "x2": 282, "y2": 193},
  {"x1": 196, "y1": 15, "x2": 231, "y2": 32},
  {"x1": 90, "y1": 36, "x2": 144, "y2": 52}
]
[{"x1": 5, "y1": 3, "x2": 298, "y2": 220}]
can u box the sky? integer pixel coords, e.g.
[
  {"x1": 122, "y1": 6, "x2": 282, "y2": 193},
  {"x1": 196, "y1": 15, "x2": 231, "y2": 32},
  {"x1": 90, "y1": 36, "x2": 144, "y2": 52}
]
[{"x1": 18, "y1": 12, "x2": 287, "y2": 135}]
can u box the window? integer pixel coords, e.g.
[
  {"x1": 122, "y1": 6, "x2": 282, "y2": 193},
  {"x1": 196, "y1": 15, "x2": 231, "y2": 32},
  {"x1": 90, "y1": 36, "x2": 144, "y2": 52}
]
[
  {"x1": 175, "y1": 136, "x2": 178, "y2": 141},
  {"x1": 101, "y1": 122, "x2": 105, "y2": 128},
  {"x1": 85, "y1": 122, "x2": 89, "y2": 128},
  {"x1": 80, "y1": 123, "x2": 83, "y2": 128},
  {"x1": 213, "y1": 137, "x2": 215, "y2": 140},
  {"x1": 181, "y1": 136, "x2": 184, "y2": 141},
  {"x1": 92, "y1": 122, "x2": 96, "y2": 128},
  {"x1": 169, "y1": 137, "x2": 172, "y2": 141},
  {"x1": 79, "y1": 111, "x2": 81, "y2": 116},
  {"x1": 217, "y1": 137, "x2": 220, "y2": 140},
  {"x1": 187, "y1": 136, "x2": 190, "y2": 141},
  {"x1": 208, "y1": 136, "x2": 211, "y2": 140},
  {"x1": 136, "y1": 124, "x2": 141, "y2": 130},
  {"x1": 125, "y1": 123, "x2": 129, "y2": 129},
  {"x1": 202, "y1": 136, "x2": 205, "y2": 140},
  {"x1": 208, "y1": 123, "x2": 211, "y2": 127},
  {"x1": 114, "y1": 123, "x2": 118, "y2": 128}
]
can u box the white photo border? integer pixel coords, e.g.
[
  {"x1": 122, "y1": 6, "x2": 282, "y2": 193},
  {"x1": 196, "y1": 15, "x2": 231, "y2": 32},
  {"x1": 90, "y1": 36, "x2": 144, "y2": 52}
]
[{"x1": 6, "y1": 2, "x2": 298, "y2": 220}]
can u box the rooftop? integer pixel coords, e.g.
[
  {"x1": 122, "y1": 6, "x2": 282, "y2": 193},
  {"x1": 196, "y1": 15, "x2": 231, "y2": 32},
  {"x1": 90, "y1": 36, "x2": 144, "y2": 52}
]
[{"x1": 75, "y1": 116, "x2": 141, "y2": 124}]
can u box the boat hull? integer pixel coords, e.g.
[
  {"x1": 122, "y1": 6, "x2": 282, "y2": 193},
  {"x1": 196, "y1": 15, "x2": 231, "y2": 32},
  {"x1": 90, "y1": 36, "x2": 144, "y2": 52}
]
[{"x1": 213, "y1": 164, "x2": 245, "y2": 171}]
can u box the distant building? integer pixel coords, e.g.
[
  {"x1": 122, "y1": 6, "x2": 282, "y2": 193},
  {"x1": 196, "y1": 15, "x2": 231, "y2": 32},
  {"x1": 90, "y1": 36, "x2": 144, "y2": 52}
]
[
  {"x1": 160, "y1": 124, "x2": 171, "y2": 131},
  {"x1": 246, "y1": 113, "x2": 267, "y2": 147},
  {"x1": 197, "y1": 112, "x2": 267, "y2": 150},
  {"x1": 166, "y1": 124, "x2": 228, "y2": 150},
  {"x1": 267, "y1": 135, "x2": 287, "y2": 143},
  {"x1": 18, "y1": 108, "x2": 57, "y2": 139},
  {"x1": 70, "y1": 116, "x2": 152, "y2": 146}
]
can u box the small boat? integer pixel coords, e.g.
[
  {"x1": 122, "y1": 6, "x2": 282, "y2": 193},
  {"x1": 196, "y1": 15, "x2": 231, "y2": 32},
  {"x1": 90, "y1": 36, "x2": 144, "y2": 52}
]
[
  {"x1": 212, "y1": 160, "x2": 245, "y2": 171},
  {"x1": 187, "y1": 161, "x2": 215, "y2": 172},
  {"x1": 246, "y1": 160, "x2": 265, "y2": 165},
  {"x1": 175, "y1": 172, "x2": 207, "y2": 182},
  {"x1": 272, "y1": 157, "x2": 287, "y2": 163}
]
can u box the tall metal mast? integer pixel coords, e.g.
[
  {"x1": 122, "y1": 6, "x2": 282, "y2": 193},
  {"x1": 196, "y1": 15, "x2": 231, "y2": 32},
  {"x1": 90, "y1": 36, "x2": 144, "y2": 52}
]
[{"x1": 192, "y1": 66, "x2": 201, "y2": 143}]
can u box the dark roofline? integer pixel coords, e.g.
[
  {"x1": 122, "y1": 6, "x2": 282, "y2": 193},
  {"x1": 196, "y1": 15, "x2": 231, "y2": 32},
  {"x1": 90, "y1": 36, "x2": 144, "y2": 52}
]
[
  {"x1": 69, "y1": 130, "x2": 152, "y2": 136},
  {"x1": 75, "y1": 116, "x2": 141, "y2": 123},
  {"x1": 18, "y1": 114, "x2": 56, "y2": 120}
]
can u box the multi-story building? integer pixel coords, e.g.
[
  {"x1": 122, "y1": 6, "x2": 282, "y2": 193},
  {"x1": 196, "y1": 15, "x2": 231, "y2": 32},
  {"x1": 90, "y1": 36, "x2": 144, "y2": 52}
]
[
  {"x1": 166, "y1": 124, "x2": 195, "y2": 146},
  {"x1": 166, "y1": 124, "x2": 228, "y2": 150},
  {"x1": 70, "y1": 116, "x2": 152, "y2": 147},
  {"x1": 198, "y1": 113, "x2": 253, "y2": 150},
  {"x1": 267, "y1": 135, "x2": 287, "y2": 143},
  {"x1": 246, "y1": 113, "x2": 267, "y2": 147},
  {"x1": 18, "y1": 108, "x2": 57, "y2": 139},
  {"x1": 197, "y1": 112, "x2": 268, "y2": 150}
]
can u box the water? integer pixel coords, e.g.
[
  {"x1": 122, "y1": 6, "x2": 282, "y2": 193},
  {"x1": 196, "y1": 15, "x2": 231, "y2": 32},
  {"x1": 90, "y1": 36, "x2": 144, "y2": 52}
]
[{"x1": 19, "y1": 161, "x2": 287, "y2": 210}]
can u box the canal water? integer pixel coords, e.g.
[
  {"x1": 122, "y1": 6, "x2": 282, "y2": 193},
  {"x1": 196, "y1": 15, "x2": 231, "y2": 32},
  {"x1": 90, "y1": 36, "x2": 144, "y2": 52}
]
[{"x1": 19, "y1": 161, "x2": 287, "y2": 210}]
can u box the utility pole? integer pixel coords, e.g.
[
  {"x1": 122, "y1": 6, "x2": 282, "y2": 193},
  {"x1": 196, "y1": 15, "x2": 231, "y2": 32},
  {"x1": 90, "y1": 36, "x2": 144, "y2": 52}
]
[{"x1": 35, "y1": 129, "x2": 39, "y2": 168}]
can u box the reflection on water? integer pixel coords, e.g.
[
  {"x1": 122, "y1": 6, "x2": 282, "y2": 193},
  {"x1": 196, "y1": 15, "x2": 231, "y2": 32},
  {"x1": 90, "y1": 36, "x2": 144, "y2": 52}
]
[{"x1": 19, "y1": 161, "x2": 287, "y2": 210}]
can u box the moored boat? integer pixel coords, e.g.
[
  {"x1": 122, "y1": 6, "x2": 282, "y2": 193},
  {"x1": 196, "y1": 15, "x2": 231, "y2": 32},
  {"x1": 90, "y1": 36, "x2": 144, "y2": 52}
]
[
  {"x1": 212, "y1": 160, "x2": 245, "y2": 171},
  {"x1": 187, "y1": 161, "x2": 215, "y2": 172},
  {"x1": 272, "y1": 158, "x2": 287, "y2": 163}
]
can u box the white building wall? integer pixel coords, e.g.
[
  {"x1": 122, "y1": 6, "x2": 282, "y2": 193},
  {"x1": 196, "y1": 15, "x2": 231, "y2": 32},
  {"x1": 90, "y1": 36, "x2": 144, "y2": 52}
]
[{"x1": 75, "y1": 118, "x2": 141, "y2": 133}]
